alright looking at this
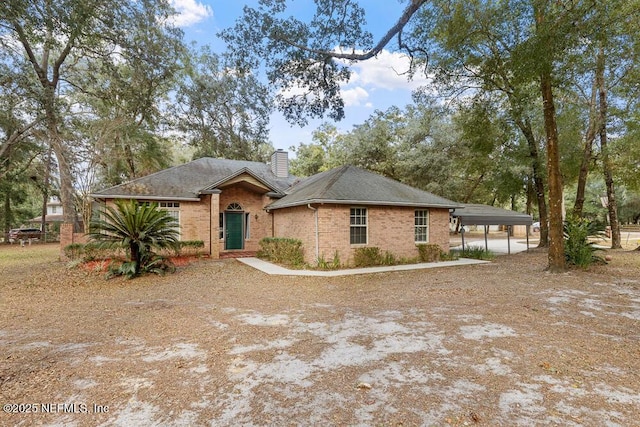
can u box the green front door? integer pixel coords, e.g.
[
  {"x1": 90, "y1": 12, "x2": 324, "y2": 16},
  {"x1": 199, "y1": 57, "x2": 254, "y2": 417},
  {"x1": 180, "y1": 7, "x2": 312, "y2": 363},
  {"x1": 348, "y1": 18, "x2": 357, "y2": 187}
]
[{"x1": 225, "y1": 212, "x2": 244, "y2": 250}]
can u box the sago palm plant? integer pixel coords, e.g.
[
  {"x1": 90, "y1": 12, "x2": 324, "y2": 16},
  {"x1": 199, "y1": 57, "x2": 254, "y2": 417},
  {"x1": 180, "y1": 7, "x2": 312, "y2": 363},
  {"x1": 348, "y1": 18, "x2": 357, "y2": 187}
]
[
  {"x1": 563, "y1": 215, "x2": 605, "y2": 268},
  {"x1": 88, "y1": 199, "x2": 180, "y2": 278}
]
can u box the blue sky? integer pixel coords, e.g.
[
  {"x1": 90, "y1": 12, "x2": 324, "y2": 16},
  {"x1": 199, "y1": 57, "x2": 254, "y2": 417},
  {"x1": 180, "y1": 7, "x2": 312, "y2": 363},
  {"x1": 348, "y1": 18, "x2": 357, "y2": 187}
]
[{"x1": 169, "y1": 0, "x2": 429, "y2": 151}]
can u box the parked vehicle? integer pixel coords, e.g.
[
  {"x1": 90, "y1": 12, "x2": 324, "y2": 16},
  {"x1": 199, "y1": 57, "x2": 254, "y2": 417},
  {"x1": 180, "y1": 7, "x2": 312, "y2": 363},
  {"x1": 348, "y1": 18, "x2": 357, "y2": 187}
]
[
  {"x1": 532, "y1": 222, "x2": 540, "y2": 232},
  {"x1": 8, "y1": 228, "x2": 42, "y2": 243}
]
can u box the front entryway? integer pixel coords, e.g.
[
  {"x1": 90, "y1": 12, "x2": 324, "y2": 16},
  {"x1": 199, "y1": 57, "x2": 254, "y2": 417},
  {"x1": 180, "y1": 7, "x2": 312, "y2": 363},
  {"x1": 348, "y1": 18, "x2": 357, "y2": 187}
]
[{"x1": 225, "y1": 212, "x2": 244, "y2": 250}]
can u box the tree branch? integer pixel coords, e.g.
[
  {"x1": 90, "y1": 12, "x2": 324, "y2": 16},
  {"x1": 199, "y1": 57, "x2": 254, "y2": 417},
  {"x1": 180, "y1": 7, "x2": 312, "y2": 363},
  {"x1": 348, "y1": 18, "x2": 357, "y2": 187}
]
[
  {"x1": 0, "y1": 119, "x2": 40, "y2": 160},
  {"x1": 273, "y1": 0, "x2": 428, "y2": 61}
]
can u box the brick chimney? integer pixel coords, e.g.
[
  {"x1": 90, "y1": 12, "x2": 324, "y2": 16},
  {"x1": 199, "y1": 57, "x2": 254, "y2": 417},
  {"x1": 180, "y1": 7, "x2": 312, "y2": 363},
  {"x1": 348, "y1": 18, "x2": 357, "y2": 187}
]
[{"x1": 270, "y1": 149, "x2": 289, "y2": 178}]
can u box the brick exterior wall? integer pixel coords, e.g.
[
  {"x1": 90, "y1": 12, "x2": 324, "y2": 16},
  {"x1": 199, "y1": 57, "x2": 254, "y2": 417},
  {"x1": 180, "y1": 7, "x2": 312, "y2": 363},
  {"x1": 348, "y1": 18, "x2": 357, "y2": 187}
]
[
  {"x1": 272, "y1": 205, "x2": 316, "y2": 262},
  {"x1": 180, "y1": 196, "x2": 212, "y2": 252},
  {"x1": 98, "y1": 199, "x2": 216, "y2": 254},
  {"x1": 59, "y1": 223, "x2": 88, "y2": 261},
  {"x1": 65, "y1": 185, "x2": 279, "y2": 260},
  {"x1": 68, "y1": 188, "x2": 452, "y2": 264},
  {"x1": 429, "y1": 208, "x2": 451, "y2": 252},
  {"x1": 210, "y1": 193, "x2": 220, "y2": 259},
  {"x1": 274, "y1": 204, "x2": 451, "y2": 265}
]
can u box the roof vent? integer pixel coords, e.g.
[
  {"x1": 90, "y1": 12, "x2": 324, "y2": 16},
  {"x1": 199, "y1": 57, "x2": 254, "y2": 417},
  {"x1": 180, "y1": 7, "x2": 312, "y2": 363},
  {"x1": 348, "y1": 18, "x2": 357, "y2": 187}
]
[{"x1": 270, "y1": 149, "x2": 289, "y2": 178}]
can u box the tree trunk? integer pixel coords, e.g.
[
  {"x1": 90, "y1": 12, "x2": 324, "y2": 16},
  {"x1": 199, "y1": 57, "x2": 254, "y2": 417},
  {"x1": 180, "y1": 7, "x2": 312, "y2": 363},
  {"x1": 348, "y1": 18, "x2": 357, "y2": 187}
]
[
  {"x1": 130, "y1": 242, "x2": 141, "y2": 275},
  {"x1": 540, "y1": 70, "x2": 566, "y2": 271},
  {"x1": 597, "y1": 46, "x2": 621, "y2": 249},
  {"x1": 3, "y1": 189, "x2": 10, "y2": 244},
  {"x1": 573, "y1": 82, "x2": 599, "y2": 218},
  {"x1": 40, "y1": 145, "x2": 54, "y2": 238},
  {"x1": 535, "y1": 3, "x2": 565, "y2": 271},
  {"x1": 43, "y1": 91, "x2": 76, "y2": 227},
  {"x1": 526, "y1": 177, "x2": 533, "y2": 215},
  {"x1": 516, "y1": 116, "x2": 549, "y2": 247}
]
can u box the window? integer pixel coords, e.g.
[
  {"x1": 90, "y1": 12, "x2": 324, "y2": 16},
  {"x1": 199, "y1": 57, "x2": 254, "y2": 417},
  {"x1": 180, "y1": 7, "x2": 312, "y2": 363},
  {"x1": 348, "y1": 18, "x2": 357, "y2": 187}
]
[
  {"x1": 219, "y1": 213, "x2": 224, "y2": 239},
  {"x1": 159, "y1": 202, "x2": 180, "y2": 237},
  {"x1": 415, "y1": 210, "x2": 429, "y2": 243},
  {"x1": 350, "y1": 207, "x2": 367, "y2": 245},
  {"x1": 245, "y1": 213, "x2": 251, "y2": 240}
]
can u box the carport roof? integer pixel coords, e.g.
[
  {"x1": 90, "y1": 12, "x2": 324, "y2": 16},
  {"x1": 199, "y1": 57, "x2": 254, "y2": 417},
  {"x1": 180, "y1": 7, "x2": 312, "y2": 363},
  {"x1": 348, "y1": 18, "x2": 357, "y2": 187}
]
[{"x1": 452, "y1": 204, "x2": 533, "y2": 226}]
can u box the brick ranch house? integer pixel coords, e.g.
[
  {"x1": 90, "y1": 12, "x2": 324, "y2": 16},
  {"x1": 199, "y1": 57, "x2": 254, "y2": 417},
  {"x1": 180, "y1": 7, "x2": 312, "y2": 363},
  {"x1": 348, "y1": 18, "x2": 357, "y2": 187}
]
[{"x1": 80, "y1": 150, "x2": 461, "y2": 265}]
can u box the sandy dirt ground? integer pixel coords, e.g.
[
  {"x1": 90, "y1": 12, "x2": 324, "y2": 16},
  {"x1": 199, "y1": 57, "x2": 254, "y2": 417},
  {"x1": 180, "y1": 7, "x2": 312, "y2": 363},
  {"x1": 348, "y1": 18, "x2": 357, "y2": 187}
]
[{"x1": 1, "y1": 243, "x2": 639, "y2": 426}]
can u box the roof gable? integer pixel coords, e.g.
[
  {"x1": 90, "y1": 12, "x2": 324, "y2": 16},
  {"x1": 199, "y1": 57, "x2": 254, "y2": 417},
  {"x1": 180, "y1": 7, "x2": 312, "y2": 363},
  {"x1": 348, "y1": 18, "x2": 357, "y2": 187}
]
[
  {"x1": 207, "y1": 168, "x2": 273, "y2": 193},
  {"x1": 268, "y1": 165, "x2": 461, "y2": 210},
  {"x1": 92, "y1": 158, "x2": 297, "y2": 200}
]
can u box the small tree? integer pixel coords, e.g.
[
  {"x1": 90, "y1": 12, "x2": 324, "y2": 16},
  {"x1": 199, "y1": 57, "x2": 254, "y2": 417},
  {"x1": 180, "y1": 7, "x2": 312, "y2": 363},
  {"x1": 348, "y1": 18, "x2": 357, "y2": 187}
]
[{"x1": 88, "y1": 199, "x2": 179, "y2": 278}]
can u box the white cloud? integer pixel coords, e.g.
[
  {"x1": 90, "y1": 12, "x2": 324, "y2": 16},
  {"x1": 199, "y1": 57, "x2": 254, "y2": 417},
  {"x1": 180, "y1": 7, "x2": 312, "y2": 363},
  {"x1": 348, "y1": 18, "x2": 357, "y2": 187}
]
[
  {"x1": 339, "y1": 49, "x2": 432, "y2": 91},
  {"x1": 341, "y1": 86, "x2": 369, "y2": 107},
  {"x1": 169, "y1": 0, "x2": 213, "y2": 27}
]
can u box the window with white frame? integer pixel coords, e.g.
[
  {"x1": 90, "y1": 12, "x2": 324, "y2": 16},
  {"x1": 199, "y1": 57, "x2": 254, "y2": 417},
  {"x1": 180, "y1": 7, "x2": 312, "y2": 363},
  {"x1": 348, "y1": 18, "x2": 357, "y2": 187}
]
[
  {"x1": 159, "y1": 202, "x2": 180, "y2": 237},
  {"x1": 350, "y1": 207, "x2": 367, "y2": 245},
  {"x1": 415, "y1": 210, "x2": 429, "y2": 243}
]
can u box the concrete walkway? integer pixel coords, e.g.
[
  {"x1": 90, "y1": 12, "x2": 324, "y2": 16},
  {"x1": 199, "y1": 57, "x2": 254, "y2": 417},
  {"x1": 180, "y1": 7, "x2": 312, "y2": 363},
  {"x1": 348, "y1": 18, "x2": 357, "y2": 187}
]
[
  {"x1": 237, "y1": 257, "x2": 489, "y2": 277},
  {"x1": 455, "y1": 238, "x2": 532, "y2": 255}
]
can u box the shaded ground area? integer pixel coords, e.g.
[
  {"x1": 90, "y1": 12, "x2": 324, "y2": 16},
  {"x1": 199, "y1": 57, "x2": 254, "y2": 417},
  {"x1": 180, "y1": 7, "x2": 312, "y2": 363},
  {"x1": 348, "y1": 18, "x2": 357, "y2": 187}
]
[{"x1": 1, "y1": 244, "x2": 639, "y2": 426}]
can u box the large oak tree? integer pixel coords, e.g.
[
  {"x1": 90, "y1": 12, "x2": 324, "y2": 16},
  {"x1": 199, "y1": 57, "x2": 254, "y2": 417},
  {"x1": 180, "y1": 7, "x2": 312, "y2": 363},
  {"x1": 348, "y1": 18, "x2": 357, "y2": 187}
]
[
  {"x1": 222, "y1": 0, "x2": 637, "y2": 271},
  {"x1": 0, "y1": 0, "x2": 185, "y2": 225}
]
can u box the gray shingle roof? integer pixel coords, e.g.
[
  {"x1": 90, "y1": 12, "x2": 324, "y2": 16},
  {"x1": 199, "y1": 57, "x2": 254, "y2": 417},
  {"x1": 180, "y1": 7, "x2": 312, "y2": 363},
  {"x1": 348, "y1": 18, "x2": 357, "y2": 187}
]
[
  {"x1": 92, "y1": 157, "x2": 296, "y2": 200},
  {"x1": 268, "y1": 165, "x2": 461, "y2": 210}
]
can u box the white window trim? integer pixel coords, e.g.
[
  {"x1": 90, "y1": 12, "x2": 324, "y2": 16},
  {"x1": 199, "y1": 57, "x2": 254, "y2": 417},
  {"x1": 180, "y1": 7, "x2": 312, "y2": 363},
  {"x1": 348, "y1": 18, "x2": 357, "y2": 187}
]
[
  {"x1": 159, "y1": 202, "x2": 181, "y2": 239},
  {"x1": 415, "y1": 209, "x2": 429, "y2": 243},
  {"x1": 350, "y1": 207, "x2": 368, "y2": 246},
  {"x1": 244, "y1": 213, "x2": 251, "y2": 240}
]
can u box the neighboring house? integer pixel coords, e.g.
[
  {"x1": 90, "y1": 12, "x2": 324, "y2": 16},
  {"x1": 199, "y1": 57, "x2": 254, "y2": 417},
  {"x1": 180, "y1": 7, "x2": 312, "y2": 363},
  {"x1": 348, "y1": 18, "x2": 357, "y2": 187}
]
[
  {"x1": 27, "y1": 196, "x2": 83, "y2": 232},
  {"x1": 28, "y1": 197, "x2": 64, "y2": 224},
  {"x1": 89, "y1": 150, "x2": 461, "y2": 265}
]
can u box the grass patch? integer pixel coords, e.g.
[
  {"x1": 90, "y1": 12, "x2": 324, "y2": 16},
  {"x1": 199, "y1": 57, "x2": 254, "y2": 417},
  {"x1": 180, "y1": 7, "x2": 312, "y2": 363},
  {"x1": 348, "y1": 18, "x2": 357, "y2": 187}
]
[
  {"x1": 0, "y1": 243, "x2": 60, "y2": 268},
  {"x1": 454, "y1": 246, "x2": 496, "y2": 260}
]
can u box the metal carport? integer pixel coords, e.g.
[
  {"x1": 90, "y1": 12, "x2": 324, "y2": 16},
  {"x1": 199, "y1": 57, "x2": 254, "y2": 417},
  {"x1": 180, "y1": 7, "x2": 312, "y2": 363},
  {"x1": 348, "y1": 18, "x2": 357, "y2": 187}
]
[{"x1": 451, "y1": 204, "x2": 534, "y2": 254}]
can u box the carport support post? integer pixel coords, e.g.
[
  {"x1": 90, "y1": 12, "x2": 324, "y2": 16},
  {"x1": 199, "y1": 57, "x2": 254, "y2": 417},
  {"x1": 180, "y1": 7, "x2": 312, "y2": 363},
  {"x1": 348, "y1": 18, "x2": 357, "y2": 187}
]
[
  {"x1": 507, "y1": 226, "x2": 511, "y2": 254},
  {"x1": 484, "y1": 225, "x2": 488, "y2": 251},
  {"x1": 461, "y1": 226, "x2": 465, "y2": 251}
]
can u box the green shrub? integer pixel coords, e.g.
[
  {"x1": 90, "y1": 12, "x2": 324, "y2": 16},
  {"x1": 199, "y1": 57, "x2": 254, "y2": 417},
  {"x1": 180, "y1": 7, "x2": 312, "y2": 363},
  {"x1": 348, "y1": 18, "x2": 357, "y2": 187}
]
[
  {"x1": 66, "y1": 239, "x2": 205, "y2": 265},
  {"x1": 353, "y1": 247, "x2": 384, "y2": 267},
  {"x1": 107, "y1": 252, "x2": 175, "y2": 280},
  {"x1": 455, "y1": 246, "x2": 496, "y2": 260},
  {"x1": 83, "y1": 241, "x2": 121, "y2": 261},
  {"x1": 88, "y1": 200, "x2": 179, "y2": 278},
  {"x1": 257, "y1": 237, "x2": 305, "y2": 267},
  {"x1": 173, "y1": 240, "x2": 205, "y2": 256},
  {"x1": 317, "y1": 251, "x2": 342, "y2": 270},
  {"x1": 64, "y1": 242, "x2": 126, "y2": 262},
  {"x1": 64, "y1": 243, "x2": 84, "y2": 260},
  {"x1": 417, "y1": 244, "x2": 442, "y2": 262},
  {"x1": 331, "y1": 250, "x2": 341, "y2": 269},
  {"x1": 382, "y1": 250, "x2": 397, "y2": 266},
  {"x1": 564, "y1": 215, "x2": 605, "y2": 268},
  {"x1": 440, "y1": 251, "x2": 459, "y2": 261}
]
